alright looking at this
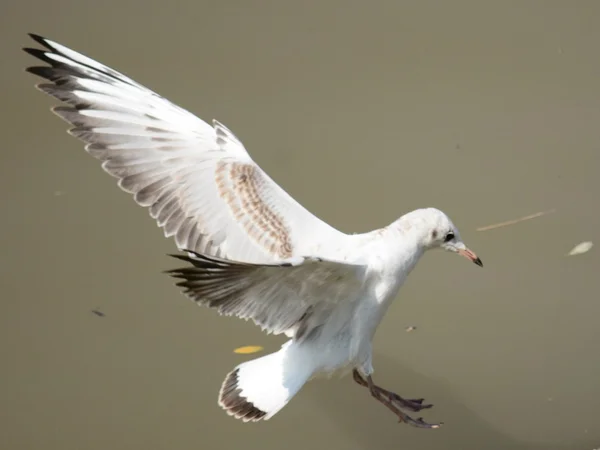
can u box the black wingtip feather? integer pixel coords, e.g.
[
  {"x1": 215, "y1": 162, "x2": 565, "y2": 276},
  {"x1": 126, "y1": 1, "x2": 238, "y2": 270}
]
[
  {"x1": 167, "y1": 250, "x2": 243, "y2": 268},
  {"x1": 164, "y1": 252, "x2": 227, "y2": 279},
  {"x1": 168, "y1": 253, "x2": 196, "y2": 263},
  {"x1": 166, "y1": 249, "x2": 299, "y2": 272},
  {"x1": 23, "y1": 47, "x2": 52, "y2": 64},
  {"x1": 25, "y1": 66, "x2": 54, "y2": 80},
  {"x1": 27, "y1": 33, "x2": 52, "y2": 49}
]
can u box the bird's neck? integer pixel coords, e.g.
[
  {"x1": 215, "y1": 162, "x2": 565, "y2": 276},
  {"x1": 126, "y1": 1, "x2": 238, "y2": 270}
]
[{"x1": 378, "y1": 224, "x2": 426, "y2": 278}]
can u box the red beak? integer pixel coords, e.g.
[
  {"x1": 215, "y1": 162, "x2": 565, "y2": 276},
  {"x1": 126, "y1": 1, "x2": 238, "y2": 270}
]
[{"x1": 458, "y1": 248, "x2": 483, "y2": 267}]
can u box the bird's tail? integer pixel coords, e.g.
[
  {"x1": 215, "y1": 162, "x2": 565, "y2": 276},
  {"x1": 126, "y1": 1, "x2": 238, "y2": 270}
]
[{"x1": 218, "y1": 341, "x2": 315, "y2": 422}]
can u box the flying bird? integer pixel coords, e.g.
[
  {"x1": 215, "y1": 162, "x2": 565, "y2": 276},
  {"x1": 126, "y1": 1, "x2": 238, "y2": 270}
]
[{"x1": 23, "y1": 33, "x2": 483, "y2": 429}]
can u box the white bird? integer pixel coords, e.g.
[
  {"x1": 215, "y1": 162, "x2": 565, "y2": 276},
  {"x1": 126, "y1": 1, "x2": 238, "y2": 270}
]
[{"x1": 24, "y1": 34, "x2": 483, "y2": 429}]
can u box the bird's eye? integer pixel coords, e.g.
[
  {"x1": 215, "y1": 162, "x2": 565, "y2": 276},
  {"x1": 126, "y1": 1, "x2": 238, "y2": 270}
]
[{"x1": 444, "y1": 232, "x2": 455, "y2": 243}]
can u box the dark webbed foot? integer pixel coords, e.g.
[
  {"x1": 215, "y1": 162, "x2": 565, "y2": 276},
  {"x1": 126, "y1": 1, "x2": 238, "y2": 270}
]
[
  {"x1": 376, "y1": 387, "x2": 433, "y2": 412},
  {"x1": 352, "y1": 369, "x2": 442, "y2": 429},
  {"x1": 351, "y1": 370, "x2": 432, "y2": 412}
]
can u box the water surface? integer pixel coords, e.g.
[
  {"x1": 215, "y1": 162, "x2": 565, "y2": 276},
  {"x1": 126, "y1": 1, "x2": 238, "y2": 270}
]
[{"x1": 1, "y1": 1, "x2": 599, "y2": 449}]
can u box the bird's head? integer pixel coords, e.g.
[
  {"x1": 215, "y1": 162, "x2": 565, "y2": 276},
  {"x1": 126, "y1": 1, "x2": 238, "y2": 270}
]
[{"x1": 398, "y1": 207, "x2": 483, "y2": 267}]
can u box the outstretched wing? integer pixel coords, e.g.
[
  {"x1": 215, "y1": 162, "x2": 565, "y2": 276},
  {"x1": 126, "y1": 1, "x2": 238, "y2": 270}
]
[
  {"x1": 167, "y1": 250, "x2": 367, "y2": 339},
  {"x1": 23, "y1": 34, "x2": 346, "y2": 263}
]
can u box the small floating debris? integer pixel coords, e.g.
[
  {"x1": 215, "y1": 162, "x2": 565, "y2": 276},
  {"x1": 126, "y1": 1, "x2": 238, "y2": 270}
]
[
  {"x1": 233, "y1": 345, "x2": 263, "y2": 355},
  {"x1": 91, "y1": 309, "x2": 105, "y2": 317},
  {"x1": 405, "y1": 326, "x2": 417, "y2": 333},
  {"x1": 567, "y1": 241, "x2": 593, "y2": 257},
  {"x1": 476, "y1": 209, "x2": 556, "y2": 232}
]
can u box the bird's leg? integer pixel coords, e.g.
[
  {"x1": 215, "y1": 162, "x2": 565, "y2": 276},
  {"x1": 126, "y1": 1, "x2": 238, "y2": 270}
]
[
  {"x1": 352, "y1": 369, "x2": 442, "y2": 429},
  {"x1": 352, "y1": 369, "x2": 432, "y2": 412}
]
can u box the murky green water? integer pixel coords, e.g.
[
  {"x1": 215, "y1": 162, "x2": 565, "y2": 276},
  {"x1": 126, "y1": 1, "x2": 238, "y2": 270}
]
[{"x1": 1, "y1": 1, "x2": 599, "y2": 449}]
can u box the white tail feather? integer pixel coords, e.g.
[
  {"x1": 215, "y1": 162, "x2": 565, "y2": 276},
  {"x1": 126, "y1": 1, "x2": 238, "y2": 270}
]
[{"x1": 218, "y1": 341, "x2": 315, "y2": 421}]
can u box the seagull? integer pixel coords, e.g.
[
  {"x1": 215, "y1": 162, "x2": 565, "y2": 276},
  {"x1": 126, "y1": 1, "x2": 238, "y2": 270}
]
[{"x1": 23, "y1": 33, "x2": 483, "y2": 429}]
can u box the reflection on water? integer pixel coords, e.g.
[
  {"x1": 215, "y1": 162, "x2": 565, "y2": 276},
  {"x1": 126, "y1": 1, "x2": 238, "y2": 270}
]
[{"x1": 309, "y1": 352, "x2": 598, "y2": 450}]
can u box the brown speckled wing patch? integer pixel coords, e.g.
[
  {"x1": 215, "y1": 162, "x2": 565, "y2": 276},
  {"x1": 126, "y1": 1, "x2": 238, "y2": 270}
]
[{"x1": 215, "y1": 161, "x2": 293, "y2": 259}]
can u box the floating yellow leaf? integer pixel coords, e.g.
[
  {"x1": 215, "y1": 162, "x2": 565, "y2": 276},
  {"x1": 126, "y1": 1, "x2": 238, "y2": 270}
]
[{"x1": 233, "y1": 345, "x2": 264, "y2": 355}]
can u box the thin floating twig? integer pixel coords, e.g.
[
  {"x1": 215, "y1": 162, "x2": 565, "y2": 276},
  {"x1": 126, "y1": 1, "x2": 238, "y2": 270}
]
[{"x1": 476, "y1": 209, "x2": 556, "y2": 232}]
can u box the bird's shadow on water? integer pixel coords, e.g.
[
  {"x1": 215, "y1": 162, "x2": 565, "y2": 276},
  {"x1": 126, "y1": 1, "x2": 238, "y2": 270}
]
[{"x1": 304, "y1": 353, "x2": 596, "y2": 450}]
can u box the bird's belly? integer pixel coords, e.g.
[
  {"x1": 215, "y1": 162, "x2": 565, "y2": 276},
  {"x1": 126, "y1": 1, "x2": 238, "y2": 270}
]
[
  {"x1": 305, "y1": 281, "x2": 400, "y2": 378},
  {"x1": 306, "y1": 319, "x2": 376, "y2": 378},
  {"x1": 308, "y1": 342, "x2": 369, "y2": 380}
]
